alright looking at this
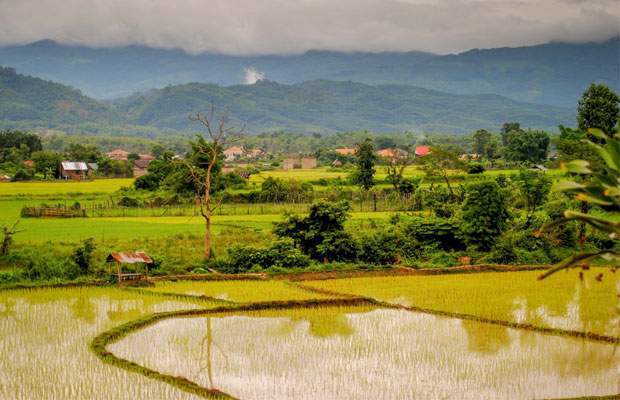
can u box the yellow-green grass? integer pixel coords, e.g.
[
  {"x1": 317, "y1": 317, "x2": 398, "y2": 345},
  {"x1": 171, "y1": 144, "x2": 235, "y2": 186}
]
[
  {"x1": 0, "y1": 286, "x2": 220, "y2": 399},
  {"x1": 109, "y1": 304, "x2": 619, "y2": 399},
  {"x1": 7, "y1": 211, "x2": 399, "y2": 243},
  {"x1": 147, "y1": 280, "x2": 341, "y2": 303},
  {"x1": 0, "y1": 178, "x2": 134, "y2": 198},
  {"x1": 303, "y1": 269, "x2": 620, "y2": 337}
]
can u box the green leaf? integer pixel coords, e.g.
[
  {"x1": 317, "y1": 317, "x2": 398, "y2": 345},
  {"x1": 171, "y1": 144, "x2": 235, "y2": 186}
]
[
  {"x1": 551, "y1": 180, "x2": 585, "y2": 193},
  {"x1": 538, "y1": 250, "x2": 616, "y2": 280},
  {"x1": 562, "y1": 159, "x2": 591, "y2": 174}
]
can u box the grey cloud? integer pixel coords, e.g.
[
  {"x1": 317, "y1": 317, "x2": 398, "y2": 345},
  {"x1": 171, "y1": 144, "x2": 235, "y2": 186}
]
[{"x1": 0, "y1": 0, "x2": 617, "y2": 54}]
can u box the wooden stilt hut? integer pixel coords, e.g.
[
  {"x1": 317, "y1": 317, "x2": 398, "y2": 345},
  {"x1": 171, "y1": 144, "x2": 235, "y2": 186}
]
[{"x1": 106, "y1": 251, "x2": 152, "y2": 282}]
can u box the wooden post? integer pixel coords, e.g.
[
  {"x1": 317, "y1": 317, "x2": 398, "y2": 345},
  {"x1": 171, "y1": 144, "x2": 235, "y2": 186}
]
[{"x1": 116, "y1": 261, "x2": 121, "y2": 282}]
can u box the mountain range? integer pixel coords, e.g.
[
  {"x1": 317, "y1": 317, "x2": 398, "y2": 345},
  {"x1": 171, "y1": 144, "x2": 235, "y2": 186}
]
[
  {"x1": 0, "y1": 38, "x2": 617, "y2": 107},
  {"x1": 0, "y1": 66, "x2": 575, "y2": 135}
]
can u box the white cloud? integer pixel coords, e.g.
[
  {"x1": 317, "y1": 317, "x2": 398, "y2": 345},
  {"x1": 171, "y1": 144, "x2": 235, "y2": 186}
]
[
  {"x1": 244, "y1": 67, "x2": 265, "y2": 84},
  {"x1": 0, "y1": 0, "x2": 617, "y2": 54}
]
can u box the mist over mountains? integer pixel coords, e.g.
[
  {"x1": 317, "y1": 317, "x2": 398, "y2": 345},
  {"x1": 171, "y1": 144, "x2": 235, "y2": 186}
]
[{"x1": 0, "y1": 38, "x2": 617, "y2": 107}]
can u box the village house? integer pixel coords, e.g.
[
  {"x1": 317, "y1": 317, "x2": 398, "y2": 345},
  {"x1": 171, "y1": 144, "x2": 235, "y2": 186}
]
[
  {"x1": 0, "y1": 175, "x2": 11, "y2": 183},
  {"x1": 283, "y1": 157, "x2": 298, "y2": 170},
  {"x1": 301, "y1": 157, "x2": 317, "y2": 169},
  {"x1": 414, "y1": 146, "x2": 431, "y2": 157},
  {"x1": 223, "y1": 146, "x2": 244, "y2": 161},
  {"x1": 460, "y1": 154, "x2": 481, "y2": 161},
  {"x1": 133, "y1": 160, "x2": 151, "y2": 177},
  {"x1": 107, "y1": 149, "x2": 129, "y2": 161},
  {"x1": 246, "y1": 149, "x2": 263, "y2": 158},
  {"x1": 61, "y1": 161, "x2": 88, "y2": 180},
  {"x1": 335, "y1": 148, "x2": 356, "y2": 155},
  {"x1": 332, "y1": 159, "x2": 343, "y2": 167},
  {"x1": 139, "y1": 154, "x2": 155, "y2": 161}
]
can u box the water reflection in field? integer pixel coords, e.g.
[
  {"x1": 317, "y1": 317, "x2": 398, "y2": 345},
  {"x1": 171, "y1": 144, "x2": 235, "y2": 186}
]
[{"x1": 110, "y1": 306, "x2": 619, "y2": 400}]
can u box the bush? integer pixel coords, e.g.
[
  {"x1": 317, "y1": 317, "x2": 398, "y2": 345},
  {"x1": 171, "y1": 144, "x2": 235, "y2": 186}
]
[
  {"x1": 72, "y1": 238, "x2": 95, "y2": 274},
  {"x1": 403, "y1": 216, "x2": 464, "y2": 251},
  {"x1": 118, "y1": 196, "x2": 140, "y2": 207},
  {"x1": 467, "y1": 163, "x2": 485, "y2": 174}
]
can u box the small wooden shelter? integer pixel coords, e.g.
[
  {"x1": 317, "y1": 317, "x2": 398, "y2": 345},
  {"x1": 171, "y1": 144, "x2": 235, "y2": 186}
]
[{"x1": 106, "y1": 251, "x2": 152, "y2": 282}]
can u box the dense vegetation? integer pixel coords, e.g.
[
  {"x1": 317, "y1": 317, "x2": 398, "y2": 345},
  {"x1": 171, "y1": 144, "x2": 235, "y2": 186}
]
[{"x1": 0, "y1": 66, "x2": 575, "y2": 135}]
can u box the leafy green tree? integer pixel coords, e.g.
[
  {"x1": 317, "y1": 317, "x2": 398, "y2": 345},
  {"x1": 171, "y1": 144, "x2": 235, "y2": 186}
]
[
  {"x1": 64, "y1": 143, "x2": 103, "y2": 163},
  {"x1": 484, "y1": 136, "x2": 501, "y2": 159},
  {"x1": 577, "y1": 84, "x2": 619, "y2": 137},
  {"x1": 0, "y1": 130, "x2": 42, "y2": 159},
  {"x1": 261, "y1": 177, "x2": 288, "y2": 202},
  {"x1": 32, "y1": 151, "x2": 61, "y2": 179},
  {"x1": 516, "y1": 168, "x2": 552, "y2": 215},
  {"x1": 500, "y1": 122, "x2": 522, "y2": 146},
  {"x1": 418, "y1": 147, "x2": 464, "y2": 198},
  {"x1": 151, "y1": 143, "x2": 166, "y2": 159},
  {"x1": 505, "y1": 129, "x2": 550, "y2": 164},
  {"x1": 127, "y1": 152, "x2": 141, "y2": 161},
  {"x1": 351, "y1": 138, "x2": 377, "y2": 190},
  {"x1": 384, "y1": 152, "x2": 412, "y2": 191},
  {"x1": 472, "y1": 129, "x2": 492, "y2": 156},
  {"x1": 461, "y1": 180, "x2": 510, "y2": 250},
  {"x1": 273, "y1": 200, "x2": 358, "y2": 263},
  {"x1": 537, "y1": 128, "x2": 619, "y2": 280}
]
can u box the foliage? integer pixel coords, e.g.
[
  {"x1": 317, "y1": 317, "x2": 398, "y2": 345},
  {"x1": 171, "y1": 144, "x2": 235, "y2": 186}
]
[
  {"x1": 515, "y1": 168, "x2": 552, "y2": 214},
  {"x1": 403, "y1": 216, "x2": 464, "y2": 251},
  {"x1": 537, "y1": 129, "x2": 620, "y2": 279},
  {"x1": 461, "y1": 180, "x2": 510, "y2": 250},
  {"x1": 418, "y1": 147, "x2": 464, "y2": 198},
  {"x1": 0, "y1": 129, "x2": 42, "y2": 159},
  {"x1": 577, "y1": 83, "x2": 619, "y2": 136},
  {"x1": 1, "y1": 220, "x2": 22, "y2": 256},
  {"x1": 351, "y1": 138, "x2": 377, "y2": 190},
  {"x1": 467, "y1": 163, "x2": 485, "y2": 174},
  {"x1": 72, "y1": 238, "x2": 95, "y2": 274},
  {"x1": 219, "y1": 240, "x2": 311, "y2": 273},
  {"x1": 273, "y1": 200, "x2": 358, "y2": 262},
  {"x1": 504, "y1": 129, "x2": 550, "y2": 164},
  {"x1": 500, "y1": 122, "x2": 522, "y2": 146},
  {"x1": 32, "y1": 150, "x2": 61, "y2": 179}
]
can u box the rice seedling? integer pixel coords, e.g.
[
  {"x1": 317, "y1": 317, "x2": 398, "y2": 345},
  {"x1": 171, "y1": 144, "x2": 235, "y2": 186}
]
[
  {"x1": 109, "y1": 304, "x2": 619, "y2": 399},
  {"x1": 148, "y1": 280, "x2": 341, "y2": 303},
  {"x1": 303, "y1": 269, "x2": 620, "y2": 337},
  {"x1": 0, "y1": 287, "x2": 220, "y2": 399}
]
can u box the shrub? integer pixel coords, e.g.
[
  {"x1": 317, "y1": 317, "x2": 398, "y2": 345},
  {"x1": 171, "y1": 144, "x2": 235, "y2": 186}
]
[
  {"x1": 467, "y1": 163, "x2": 485, "y2": 174},
  {"x1": 461, "y1": 180, "x2": 509, "y2": 250},
  {"x1": 118, "y1": 196, "x2": 140, "y2": 207},
  {"x1": 72, "y1": 238, "x2": 95, "y2": 274},
  {"x1": 403, "y1": 216, "x2": 464, "y2": 251}
]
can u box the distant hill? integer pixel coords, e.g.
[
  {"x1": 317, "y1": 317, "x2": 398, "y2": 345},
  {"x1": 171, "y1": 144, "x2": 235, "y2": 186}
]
[
  {"x1": 334, "y1": 38, "x2": 620, "y2": 107},
  {"x1": 0, "y1": 66, "x2": 122, "y2": 127},
  {"x1": 0, "y1": 40, "x2": 434, "y2": 99},
  {"x1": 0, "y1": 68, "x2": 575, "y2": 135},
  {"x1": 117, "y1": 79, "x2": 575, "y2": 134},
  {"x1": 0, "y1": 38, "x2": 617, "y2": 107}
]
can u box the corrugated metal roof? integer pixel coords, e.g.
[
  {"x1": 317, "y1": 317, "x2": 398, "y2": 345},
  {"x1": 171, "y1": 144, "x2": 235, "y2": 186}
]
[
  {"x1": 87, "y1": 163, "x2": 99, "y2": 170},
  {"x1": 106, "y1": 251, "x2": 152, "y2": 264},
  {"x1": 61, "y1": 161, "x2": 88, "y2": 171}
]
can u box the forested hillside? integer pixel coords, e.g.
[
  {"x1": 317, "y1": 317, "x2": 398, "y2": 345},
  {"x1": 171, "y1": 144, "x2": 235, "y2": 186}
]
[
  {"x1": 118, "y1": 79, "x2": 575, "y2": 134},
  {"x1": 0, "y1": 66, "x2": 122, "y2": 127},
  {"x1": 0, "y1": 38, "x2": 617, "y2": 107}
]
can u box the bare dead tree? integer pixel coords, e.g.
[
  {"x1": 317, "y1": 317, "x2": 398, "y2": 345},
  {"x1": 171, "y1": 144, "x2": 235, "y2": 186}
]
[
  {"x1": 187, "y1": 104, "x2": 245, "y2": 260},
  {"x1": 383, "y1": 150, "x2": 413, "y2": 191}
]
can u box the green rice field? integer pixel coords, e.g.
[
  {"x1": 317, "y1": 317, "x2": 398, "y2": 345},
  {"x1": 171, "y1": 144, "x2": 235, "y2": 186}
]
[{"x1": 1, "y1": 270, "x2": 618, "y2": 399}]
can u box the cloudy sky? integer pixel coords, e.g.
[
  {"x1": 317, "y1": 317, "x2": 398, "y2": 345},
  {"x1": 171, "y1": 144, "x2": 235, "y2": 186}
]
[{"x1": 0, "y1": 0, "x2": 618, "y2": 54}]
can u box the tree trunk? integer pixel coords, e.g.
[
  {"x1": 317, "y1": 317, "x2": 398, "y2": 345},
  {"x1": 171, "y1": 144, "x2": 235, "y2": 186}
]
[{"x1": 204, "y1": 208, "x2": 212, "y2": 259}]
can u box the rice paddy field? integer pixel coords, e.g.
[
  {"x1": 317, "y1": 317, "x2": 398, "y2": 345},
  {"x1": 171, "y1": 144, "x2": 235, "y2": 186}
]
[
  {"x1": 1, "y1": 270, "x2": 617, "y2": 399},
  {"x1": 303, "y1": 269, "x2": 620, "y2": 337}
]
